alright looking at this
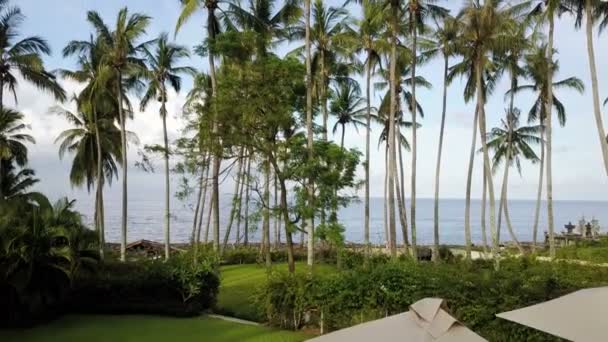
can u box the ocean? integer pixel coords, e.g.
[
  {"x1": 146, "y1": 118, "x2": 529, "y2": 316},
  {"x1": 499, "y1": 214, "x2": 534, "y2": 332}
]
[{"x1": 73, "y1": 192, "x2": 608, "y2": 246}]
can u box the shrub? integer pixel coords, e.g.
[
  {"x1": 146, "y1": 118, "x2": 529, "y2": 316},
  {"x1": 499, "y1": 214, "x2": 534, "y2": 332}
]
[
  {"x1": 255, "y1": 258, "x2": 608, "y2": 340},
  {"x1": 69, "y1": 254, "x2": 219, "y2": 317}
]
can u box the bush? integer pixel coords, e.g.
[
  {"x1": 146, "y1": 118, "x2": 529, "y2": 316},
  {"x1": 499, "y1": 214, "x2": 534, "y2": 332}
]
[
  {"x1": 69, "y1": 254, "x2": 219, "y2": 317},
  {"x1": 255, "y1": 258, "x2": 608, "y2": 340}
]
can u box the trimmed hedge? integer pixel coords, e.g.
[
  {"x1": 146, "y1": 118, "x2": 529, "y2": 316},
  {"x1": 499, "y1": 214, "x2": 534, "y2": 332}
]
[
  {"x1": 255, "y1": 258, "x2": 608, "y2": 341},
  {"x1": 69, "y1": 254, "x2": 220, "y2": 317}
]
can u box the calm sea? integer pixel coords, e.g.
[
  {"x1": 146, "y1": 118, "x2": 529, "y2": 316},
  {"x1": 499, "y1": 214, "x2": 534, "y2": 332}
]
[{"x1": 72, "y1": 192, "x2": 608, "y2": 246}]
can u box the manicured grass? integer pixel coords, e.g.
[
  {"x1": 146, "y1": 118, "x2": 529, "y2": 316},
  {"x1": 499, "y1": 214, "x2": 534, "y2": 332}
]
[
  {"x1": 217, "y1": 262, "x2": 335, "y2": 321},
  {"x1": 0, "y1": 315, "x2": 308, "y2": 342}
]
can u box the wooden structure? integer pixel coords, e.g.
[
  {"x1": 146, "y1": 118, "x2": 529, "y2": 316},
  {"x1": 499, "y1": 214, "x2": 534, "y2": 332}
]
[{"x1": 125, "y1": 239, "x2": 181, "y2": 259}]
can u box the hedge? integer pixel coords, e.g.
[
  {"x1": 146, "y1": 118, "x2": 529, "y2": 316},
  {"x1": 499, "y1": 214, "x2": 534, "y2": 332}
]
[
  {"x1": 69, "y1": 254, "x2": 220, "y2": 317},
  {"x1": 254, "y1": 257, "x2": 608, "y2": 341}
]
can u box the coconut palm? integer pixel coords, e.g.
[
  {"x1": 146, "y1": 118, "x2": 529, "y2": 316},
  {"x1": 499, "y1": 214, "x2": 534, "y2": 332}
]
[
  {"x1": 87, "y1": 8, "x2": 150, "y2": 261},
  {"x1": 51, "y1": 99, "x2": 125, "y2": 257},
  {"x1": 490, "y1": 109, "x2": 541, "y2": 246},
  {"x1": 0, "y1": 162, "x2": 38, "y2": 200},
  {"x1": 224, "y1": 0, "x2": 300, "y2": 56},
  {"x1": 507, "y1": 44, "x2": 584, "y2": 250},
  {"x1": 376, "y1": 53, "x2": 429, "y2": 254},
  {"x1": 303, "y1": 0, "x2": 314, "y2": 270},
  {"x1": 487, "y1": 109, "x2": 542, "y2": 254},
  {"x1": 0, "y1": 108, "x2": 34, "y2": 200},
  {"x1": 339, "y1": 0, "x2": 387, "y2": 255},
  {"x1": 424, "y1": 14, "x2": 460, "y2": 261},
  {"x1": 139, "y1": 33, "x2": 195, "y2": 260},
  {"x1": 177, "y1": 0, "x2": 224, "y2": 254},
  {"x1": 329, "y1": 82, "x2": 366, "y2": 149},
  {"x1": 405, "y1": 0, "x2": 448, "y2": 262},
  {"x1": 61, "y1": 35, "x2": 127, "y2": 259},
  {"x1": 457, "y1": 0, "x2": 523, "y2": 267},
  {"x1": 291, "y1": 0, "x2": 351, "y2": 141},
  {"x1": 566, "y1": 0, "x2": 608, "y2": 178},
  {"x1": 0, "y1": 0, "x2": 66, "y2": 110},
  {"x1": 523, "y1": 0, "x2": 570, "y2": 259}
]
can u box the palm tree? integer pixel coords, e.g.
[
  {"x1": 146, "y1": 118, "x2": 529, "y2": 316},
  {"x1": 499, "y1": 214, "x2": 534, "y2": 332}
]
[
  {"x1": 343, "y1": 0, "x2": 387, "y2": 256},
  {"x1": 87, "y1": 8, "x2": 150, "y2": 261},
  {"x1": 507, "y1": 44, "x2": 584, "y2": 250},
  {"x1": 425, "y1": 15, "x2": 460, "y2": 261},
  {"x1": 177, "y1": 0, "x2": 224, "y2": 254},
  {"x1": 0, "y1": 162, "x2": 38, "y2": 200},
  {"x1": 524, "y1": 0, "x2": 569, "y2": 259},
  {"x1": 329, "y1": 82, "x2": 366, "y2": 149},
  {"x1": 304, "y1": 0, "x2": 314, "y2": 271},
  {"x1": 225, "y1": 0, "x2": 300, "y2": 56},
  {"x1": 0, "y1": 108, "x2": 34, "y2": 200},
  {"x1": 292, "y1": 0, "x2": 350, "y2": 141},
  {"x1": 566, "y1": 0, "x2": 608, "y2": 178},
  {"x1": 405, "y1": 0, "x2": 448, "y2": 262},
  {"x1": 51, "y1": 100, "x2": 124, "y2": 258},
  {"x1": 0, "y1": 0, "x2": 66, "y2": 110},
  {"x1": 487, "y1": 109, "x2": 542, "y2": 254},
  {"x1": 139, "y1": 33, "x2": 195, "y2": 260},
  {"x1": 458, "y1": 0, "x2": 522, "y2": 267}
]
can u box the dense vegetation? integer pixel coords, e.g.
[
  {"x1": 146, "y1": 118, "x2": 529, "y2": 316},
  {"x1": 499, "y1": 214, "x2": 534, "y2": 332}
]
[{"x1": 255, "y1": 258, "x2": 608, "y2": 341}]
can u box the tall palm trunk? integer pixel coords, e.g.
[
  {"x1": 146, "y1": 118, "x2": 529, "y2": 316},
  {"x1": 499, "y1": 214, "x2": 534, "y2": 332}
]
[
  {"x1": 269, "y1": 154, "x2": 295, "y2": 273},
  {"x1": 191, "y1": 165, "x2": 205, "y2": 243},
  {"x1": 532, "y1": 126, "x2": 545, "y2": 252},
  {"x1": 464, "y1": 106, "x2": 478, "y2": 260},
  {"x1": 409, "y1": 4, "x2": 418, "y2": 261},
  {"x1": 387, "y1": 0, "x2": 399, "y2": 258},
  {"x1": 383, "y1": 144, "x2": 390, "y2": 250},
  {"x1": 340, "y1": 123, "x2": 345, "y2": 149},
  {"x1": 243, "y1": 157, "x2": 251, "y2": 246},
  {"x1": 364, "y1": 53, "x2": 372, "y2": 257},
  {"x1": 222, "y1": 153, "x2": 244, "y2": 252},
  {"x1": 545, "y1": 16, "x2": 556, "y2": 259},
  {"x1": 304, "y1": 0, "x2": 315, "y2": 268},
  {"x1": 432, "y1": 55, "x2": 448, "y2": 262},
  {"x1": 263, "y1": 160, "x2": 271, "y2": 267},
  {"x1": 481, "y1": 166, "x2": 489, "y2": 254},
  {"x1": 476, "y1": 60, "x2": 498, "y2": 268},
  {"x1": 393, "y1": 142, "x2": 410, "y2": 255},
  {"x1": 94, "y1": 110, "x2": 105, "y2": 260},
  {"x1": 207, "y1": 9, "x2": 221, "y2": 253},
  {"x1": 321, "y1": 50, "x2": 328, "y2": 142},
  {"x1": 117, "y1": 71, "x2": 128, "y2": 262},
  {"x1": 274, "y1": 172, "x2": 280, "y2": 249},
  {"x1": 585, "y1": 1, "x2": 608, "y2": 176},
  {"x1": 395, "y1": 123, "x2": 409, "y2": 254},
  {"x1": 204, "y1": 190, "x2": 214, "y2": 243},
  {"x1": 235, "y1": 157, "x2": 248, "y2": 246},
  {"x1": 196, "y1": 155, "x2": 211, "y2": 244},
  {"x1": 161, "y1": 99, "x2": 171, "y2": 260}
]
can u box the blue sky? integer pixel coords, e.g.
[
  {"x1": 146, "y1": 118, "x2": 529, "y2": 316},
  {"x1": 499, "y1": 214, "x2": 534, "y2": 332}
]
[{"x1": 11, "y1": 0, "x2": 608, "y2": 203}]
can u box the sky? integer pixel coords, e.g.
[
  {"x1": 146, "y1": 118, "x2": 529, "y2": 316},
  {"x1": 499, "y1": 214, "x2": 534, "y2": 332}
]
[{"x1": 10, "y1": 0, "x2": 608, "y2": 206}]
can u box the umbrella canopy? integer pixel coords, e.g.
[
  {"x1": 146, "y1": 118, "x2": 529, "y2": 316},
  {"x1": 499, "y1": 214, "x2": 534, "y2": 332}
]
[
  {"x1": 307, "y1": 298, "x2": 486, "y2": 342},
  {"x1": 497, "y1": 287, "x2": 608, "y2": 342}
]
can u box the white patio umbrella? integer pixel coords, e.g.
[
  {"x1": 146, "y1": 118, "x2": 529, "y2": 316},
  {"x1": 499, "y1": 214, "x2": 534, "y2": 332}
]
[
  {"x1": 497, "y1": 287, "x2": 608, "y2": 342},
  {"x1": 307, "y1": 298, "x2": 486, "y2": 342}
]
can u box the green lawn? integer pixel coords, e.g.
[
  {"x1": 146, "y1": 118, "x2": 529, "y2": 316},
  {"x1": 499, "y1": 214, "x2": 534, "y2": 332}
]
[
  {"x1": 217, "y1": 262, "x2": 335, "y2": 321},
  {"x1": 0, "y1": 315, "x2": 308, "y2": 342}
]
